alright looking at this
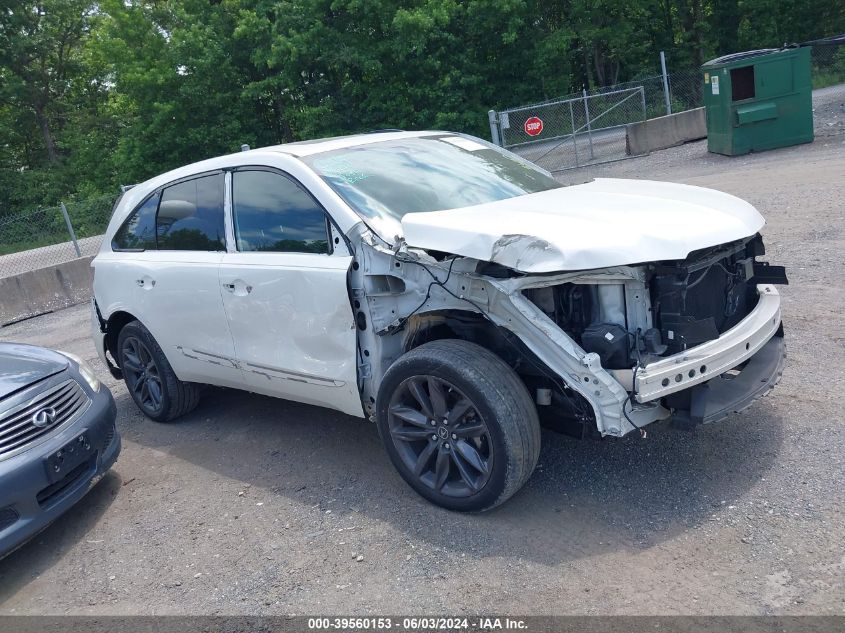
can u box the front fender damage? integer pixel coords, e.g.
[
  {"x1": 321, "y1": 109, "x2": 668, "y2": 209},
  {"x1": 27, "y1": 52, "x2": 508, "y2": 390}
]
[{"x1": 349, "y1": 235, "x2": 666, "y2": 436}]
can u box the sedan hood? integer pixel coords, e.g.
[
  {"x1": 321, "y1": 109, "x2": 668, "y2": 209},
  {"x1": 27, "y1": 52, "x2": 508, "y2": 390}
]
[
  {"x1": 0, "y1": 342, "x2": 69, "y2": 400},
  {"x1": 401, "y1": 178, "x2": 765, "y2": 272}
]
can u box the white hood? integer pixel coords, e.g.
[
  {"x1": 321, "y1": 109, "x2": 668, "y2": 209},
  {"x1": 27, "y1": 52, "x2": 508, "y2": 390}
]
[{"x1": 401, "y1": 178, "x2": 765, "y2": 272}]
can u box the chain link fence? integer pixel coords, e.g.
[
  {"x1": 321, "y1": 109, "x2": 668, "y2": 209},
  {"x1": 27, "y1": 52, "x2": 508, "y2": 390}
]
[
  {"x1": 811, "y1": 41, "x2": 845, "y2": 138},
  {"x1": 496, "y1": 86, "x2": 647, "y2": 171},
  {"x1": 589, "y1": 70, "x2": 704, "y2": 120},
  {"x1": 493, "y1": 68, "x2": 705, "y2": 172},
  {"x1": 0, "y1": 193, "x2": 117, "y2": 279},
  {"x1": 494, "y1": 40, "x2": 845, "y2": 172}
]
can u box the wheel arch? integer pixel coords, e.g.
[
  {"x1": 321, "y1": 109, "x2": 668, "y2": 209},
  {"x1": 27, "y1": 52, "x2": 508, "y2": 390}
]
[
  {"x1": 404, "y1": 308, "x2": 543, "y2": 383},
  {"x1": 403, "y1": 308, "x2": 596, "y2": 438},
  {"x1": 104, "y1": 309, "x2": 141, "y2": 372}
]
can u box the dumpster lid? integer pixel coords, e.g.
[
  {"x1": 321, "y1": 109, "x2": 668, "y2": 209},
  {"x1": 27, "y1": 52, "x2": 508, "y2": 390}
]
[{"x1": 703, "y1": 48, "x2": 781, "y2": 67}]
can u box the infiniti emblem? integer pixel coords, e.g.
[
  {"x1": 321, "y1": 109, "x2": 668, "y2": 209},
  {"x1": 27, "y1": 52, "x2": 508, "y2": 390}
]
[
  {"x1": 31, "y1": 407, "x2": 57, "y2": 428},
  {"x1": 437, "y1": 426, "x2": 449, "y2": 439}
]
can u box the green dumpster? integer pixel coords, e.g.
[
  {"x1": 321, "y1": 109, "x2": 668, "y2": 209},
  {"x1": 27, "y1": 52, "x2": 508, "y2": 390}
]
[{"x1": 702, "y1": 47, "x2": 814, "y2": 156}]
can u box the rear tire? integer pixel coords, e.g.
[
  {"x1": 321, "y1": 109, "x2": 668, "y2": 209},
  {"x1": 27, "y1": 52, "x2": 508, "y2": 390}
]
[
  {"x1": 117, "y1": 320, "x2": 200, "y2": 422},
  {"x1": 376, "y1": 339, "x2": 541, "y2": 512}
]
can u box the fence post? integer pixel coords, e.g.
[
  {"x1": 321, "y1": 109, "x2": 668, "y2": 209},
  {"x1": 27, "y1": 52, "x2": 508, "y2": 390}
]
[
  {"x1": 60, "y1": 202, "x2": 82, "y2": 257},
  {"x1": 568, "y1": 101, "x2": 579, "y2": 167},
  {"x1": 660, "y1": 51, "x2": 672, "y2": 115},
  {"x1": 582, "y1": 89, "x2": 594, "y2": 159},
  {"x1": 488, "y1": 110, "x2": 501, "y2": 146},
  {"x1": 640, "y1": 86, "x2": 647, "y2": 121}
]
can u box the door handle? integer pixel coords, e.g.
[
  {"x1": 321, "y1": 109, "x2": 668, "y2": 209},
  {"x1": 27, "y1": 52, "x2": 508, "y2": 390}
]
[{"x1": 223, "y1": 281, "x2": 252, "y2": 295}]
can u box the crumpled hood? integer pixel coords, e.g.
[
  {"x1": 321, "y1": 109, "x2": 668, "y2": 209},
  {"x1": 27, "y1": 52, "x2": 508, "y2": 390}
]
[
  {"x1": 0, "y1": 342, "x2": 69, "y2": 400},
  {"x1": 401, "y1": 178, "x2": 765, "y2": 272}
]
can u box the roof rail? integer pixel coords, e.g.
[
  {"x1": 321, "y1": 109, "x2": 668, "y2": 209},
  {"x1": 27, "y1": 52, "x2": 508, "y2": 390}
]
[
  {"x1": 120, "y1": 183, "x2": 138, "y2": 193},
  {"x1": 364, "y1": 128, "x2": 404, "y2": 134}
]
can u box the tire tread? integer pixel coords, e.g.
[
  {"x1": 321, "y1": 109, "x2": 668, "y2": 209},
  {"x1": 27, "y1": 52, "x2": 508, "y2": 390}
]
[
  {"x1": 377, "y1": 339, "x2": 541, "y2": 511},
  {"x1": 118, "y1": 320, "x2": 201, "y2": 422}
]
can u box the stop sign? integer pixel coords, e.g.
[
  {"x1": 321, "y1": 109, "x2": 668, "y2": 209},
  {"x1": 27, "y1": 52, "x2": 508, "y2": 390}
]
[{"x1": 524, "y1": 116, "x2": 544, "y2": 136}]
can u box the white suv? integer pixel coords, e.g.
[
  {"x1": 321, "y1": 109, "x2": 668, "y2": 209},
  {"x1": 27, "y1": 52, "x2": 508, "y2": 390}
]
[{"x1": 91, "y1": 131, "x2": 787, "y2": 511}]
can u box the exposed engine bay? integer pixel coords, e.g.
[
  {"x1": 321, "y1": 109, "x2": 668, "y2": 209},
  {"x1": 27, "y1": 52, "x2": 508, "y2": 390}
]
[
  {"x1": 520, "y1": 234, "x2": 787, "y2": 434},
  {"x1": 525, "y1": 234, "x2": 786, "y2": 371}
]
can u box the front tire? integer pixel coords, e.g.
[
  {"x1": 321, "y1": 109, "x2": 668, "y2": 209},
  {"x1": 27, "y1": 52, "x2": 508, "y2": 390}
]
[
  {"x1": 117, "y1": 320, "x2": 200, "y2": 422},
  {"x1": 376, "y1": 340, "x2": 541, "y2": 512}
]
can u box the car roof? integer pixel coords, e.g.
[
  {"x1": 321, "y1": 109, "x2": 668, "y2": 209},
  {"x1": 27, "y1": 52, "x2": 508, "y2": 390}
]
[
  {"x1": 123, "y1": 130, "x2": 444, "y2": 199},
  {"x1": 264, "y1": 130, "x2": 438, "y2": 156},
  {"x1": 107, "y1": 131, "x2": 456, "y2": 239}
]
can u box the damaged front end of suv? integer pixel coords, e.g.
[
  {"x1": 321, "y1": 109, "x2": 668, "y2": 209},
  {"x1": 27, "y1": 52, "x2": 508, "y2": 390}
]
[
  {"x1": 515, "y1": 234, "x2": 787, "y2": 436},
  {"x1": 347, "y1": 179, "x2": 787, "y2": 441}
]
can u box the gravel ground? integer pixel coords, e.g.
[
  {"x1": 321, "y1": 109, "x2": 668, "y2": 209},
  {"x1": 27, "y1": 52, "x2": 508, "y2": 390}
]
[
  {"x1": 813, "y1": 84, "x2": 845, "y2": 139},
  {"x1": 0, "y1": 136, "x2": 843, "y2": 616}
]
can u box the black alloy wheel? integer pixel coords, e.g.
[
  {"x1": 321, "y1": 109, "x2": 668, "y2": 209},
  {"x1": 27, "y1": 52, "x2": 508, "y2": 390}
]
[
  {"x1": 376, "y1": 339, "x2": 541, "y2": 512},
  {"x1": 121, "y1": 335, "x2": 163, "y2": 415},
  {"x1": 116, "y1": 320, "x2": 201, "y2": 422},
  {"x1": 387, "y1": 375, "x2": 493, "y2": 497}
]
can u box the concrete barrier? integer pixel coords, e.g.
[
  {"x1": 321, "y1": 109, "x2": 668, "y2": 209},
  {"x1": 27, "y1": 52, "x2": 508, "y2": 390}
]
[
  {"x1": 1, "y1": 256, "x2": 94, "y2": 326},
  {"x1": 626, "y1": 107, "x2": 707, "y2": 155}
]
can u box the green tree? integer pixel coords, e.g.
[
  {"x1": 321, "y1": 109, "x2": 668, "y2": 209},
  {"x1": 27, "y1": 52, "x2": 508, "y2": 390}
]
[
  {"x1": 0, "y1": 0, "x2": 101, "y2": 213},
  {"x1": 89, "y1": 0, "x2": 260, "y2": 184},
  {"x1": 1, "y1": 0, "x2": 843, "y2": 220}
]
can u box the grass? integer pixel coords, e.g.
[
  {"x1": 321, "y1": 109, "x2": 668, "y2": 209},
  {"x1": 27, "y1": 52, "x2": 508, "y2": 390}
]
[
  {"x1": 812, "y1": 71, "x2": 845, "y2": 90},
  {"x1": 0, "y1": 231, "x2": 73, "y2": 256}
]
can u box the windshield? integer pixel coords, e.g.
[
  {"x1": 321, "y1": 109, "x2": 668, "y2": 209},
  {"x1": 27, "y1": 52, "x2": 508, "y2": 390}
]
[{"x1": 301, "y1": 135, "x2": 562, "y2": 239}]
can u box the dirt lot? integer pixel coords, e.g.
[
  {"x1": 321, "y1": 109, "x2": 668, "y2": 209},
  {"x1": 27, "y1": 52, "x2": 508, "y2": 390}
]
[{"x1": 1, "y1": 136, "x2": 843, "y2": 615}]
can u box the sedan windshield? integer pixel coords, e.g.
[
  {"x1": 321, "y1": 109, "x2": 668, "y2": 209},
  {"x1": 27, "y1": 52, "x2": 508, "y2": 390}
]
[{"x1": 301, "y1": 135, "x2": 562, "y2": 239}]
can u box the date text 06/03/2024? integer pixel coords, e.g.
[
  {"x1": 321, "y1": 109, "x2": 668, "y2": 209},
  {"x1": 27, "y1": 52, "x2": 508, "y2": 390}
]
[
  {"x1": 308, "y1": 617, "x2": 527, "y2": 631},
  {"x1": 307, "y1": 617, "x2": 528, "y2": 630}
]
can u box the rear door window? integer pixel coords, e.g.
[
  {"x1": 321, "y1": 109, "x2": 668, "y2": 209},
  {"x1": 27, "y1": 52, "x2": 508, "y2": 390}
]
[{"x1": 157, "y1": 174, "x2": 225, "y2": 251}]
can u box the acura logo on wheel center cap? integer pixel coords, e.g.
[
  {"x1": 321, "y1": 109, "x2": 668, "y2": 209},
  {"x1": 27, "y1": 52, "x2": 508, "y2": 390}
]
[
  {"x1": 32, "y1": 407, "x2": 57, "y2": 428},
  {"x1": 437, "y1": 426, "x2": 449, "y2": 439}
]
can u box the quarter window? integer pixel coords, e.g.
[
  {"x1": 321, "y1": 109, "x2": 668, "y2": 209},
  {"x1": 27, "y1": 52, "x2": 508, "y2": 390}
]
[
  {"x1": 232, "y1": 170, "x2": 329, "y2": 254},
  {"x1": 156, "y1": 174, "x2": 225, "y2": 251},
  {"x1": 112, "y1": 193, "x2": 160, "y2": 251}
]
